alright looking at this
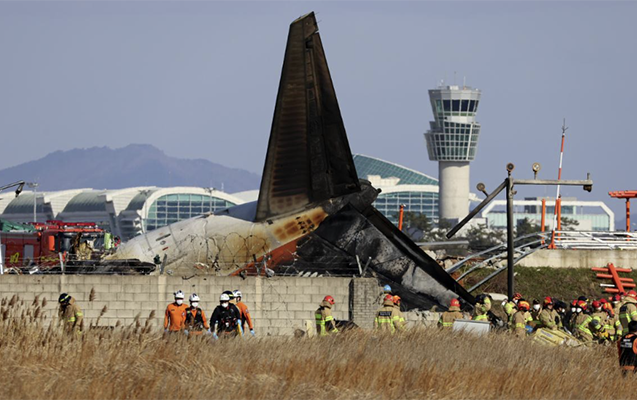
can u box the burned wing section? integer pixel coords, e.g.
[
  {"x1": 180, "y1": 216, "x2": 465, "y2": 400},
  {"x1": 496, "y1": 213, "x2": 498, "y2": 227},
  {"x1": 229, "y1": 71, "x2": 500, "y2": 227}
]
[
  {"x1": 272, "y1": 204, "x2": 474, "y2": 309},
  {"x1": 255, "y1": 12, "x2": 360, "y2": 222}
]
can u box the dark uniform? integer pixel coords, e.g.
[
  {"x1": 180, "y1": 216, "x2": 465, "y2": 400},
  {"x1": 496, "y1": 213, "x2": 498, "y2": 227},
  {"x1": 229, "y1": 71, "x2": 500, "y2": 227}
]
[
  {"x1": 618, "y1": 332, "x2": 637, "y2": 375},
  {"x1": 210, "y1": 304, "x2": 242, "y2": 337}
]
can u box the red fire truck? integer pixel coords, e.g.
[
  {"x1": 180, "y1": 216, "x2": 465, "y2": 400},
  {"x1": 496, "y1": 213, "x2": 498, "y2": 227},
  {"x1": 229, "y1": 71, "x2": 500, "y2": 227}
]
[{"x1": 0, "y1": 220, "x2": 110, "y2": 271}]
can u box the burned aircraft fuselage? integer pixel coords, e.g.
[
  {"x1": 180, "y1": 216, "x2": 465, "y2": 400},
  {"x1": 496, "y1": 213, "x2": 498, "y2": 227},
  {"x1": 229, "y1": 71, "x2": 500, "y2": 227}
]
[{"x1": 108, "y1": 181, "x2": 380, "y2": 276}]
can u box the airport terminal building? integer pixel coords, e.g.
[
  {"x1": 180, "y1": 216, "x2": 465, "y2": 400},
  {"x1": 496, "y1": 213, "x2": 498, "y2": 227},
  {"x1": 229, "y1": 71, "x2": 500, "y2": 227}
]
[
  {"x1": 353, "y1": 154, "x2": 441, "y2": 225},
  {"x1": 0, "y1": 187, "x2": 244, "y2": 240}
]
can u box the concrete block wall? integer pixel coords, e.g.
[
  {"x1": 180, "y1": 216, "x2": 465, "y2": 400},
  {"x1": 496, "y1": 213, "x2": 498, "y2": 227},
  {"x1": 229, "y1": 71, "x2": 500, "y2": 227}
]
[
  {"x1": 518, "y1": 249, "x2": 637, "y2": 269},
  {"x1": 0, "y1": 275, "x2": 380, "y2": 336}
]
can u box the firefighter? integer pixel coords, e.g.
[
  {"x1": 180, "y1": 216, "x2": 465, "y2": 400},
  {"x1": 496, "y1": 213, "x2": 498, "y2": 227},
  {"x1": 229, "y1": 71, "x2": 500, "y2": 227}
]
[
  {"x1": 184, "y1": 293, "x2": 210, "y2": 336},
  {"x1": 565, "y1": 299, "x2": 580, "y2": 333},
  {"x1": 619, "y1": 290, "x2": 637, "y2": 334},
  {"x1": 472, "y1": 294, "x2": 491, "y2": 322},
  {"x1": 612, "y1": 294, "x2": 622, "y2": 316},
  {"x1": 316, "y1": 295, "x2": 338, "y2": 336},
  {"x1": 538, "y1": 297, "x2": 560, "y2": 331},
  {"x1": 602, "y1": 301, "x2": 619, "y2": 341},
  {"x1": 618, "y1": 321, "x2": 637, "y2": 375},
  {"x1": 511, "y1": 300, "x2": 531, "y2": 337},
  {"x1": 233, "y1": 290, "x2": 255, "y2": 336},
  {"x1": 164, "y1": 290, "x2": 188, "y2": 333},
  {"x1": 58, "y1": 293, "x2": 83, "y2": 335},
  {"x1": 376, "y1": 284, "x2": 393, "y2": 305},
  {"x1": 210, "y1": 293, "x2": 242, "y2": 339},
  {"x1": 438, "y1": 298, "x2": 464, "y2": 329},
  {"x1": 529, "y1": 300, "x2": 542, "y2": 330},
  {"x1": 503, "y1": 292, "x2": 522, "y2": 322},
  {"x1": 391, "y1": 295, "x2": 407, "y2": 331},
  {"x1": 573, "y1": 300, "x2": 595, "y2": 345},
  {"x1": 374, "y1": 294, "x2": 403, "y2": 333},
  {"x1": 591, "y1": 300, "x2": 609, "y2": 342},
  {"x1": 554, "y1": 300, "x2": 568, "y2": 329}
]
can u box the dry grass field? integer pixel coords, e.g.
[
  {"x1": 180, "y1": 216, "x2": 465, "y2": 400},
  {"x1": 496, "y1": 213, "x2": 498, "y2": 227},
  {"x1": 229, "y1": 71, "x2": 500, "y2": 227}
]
[{"x1": 1, "y1": 295, "x2": 635, "y2": 400}]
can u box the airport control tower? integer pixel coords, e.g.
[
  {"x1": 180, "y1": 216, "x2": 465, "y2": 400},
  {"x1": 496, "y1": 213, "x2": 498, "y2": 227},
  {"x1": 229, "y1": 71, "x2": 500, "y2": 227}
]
[{"x1": 425, "y1": 85, "x2": 481, "y2": 222}]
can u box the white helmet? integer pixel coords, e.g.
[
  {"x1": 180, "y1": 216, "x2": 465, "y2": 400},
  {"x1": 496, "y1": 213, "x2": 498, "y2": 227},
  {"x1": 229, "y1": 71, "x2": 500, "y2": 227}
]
[
  {"x1": 233, "y1": 290, "x2": 242, "y2": 299},
  {"x1": 220, "y1": 293, "x2": 230, "y2": 302},
  {"x1": 189, "y1": 293, "x2": 200, "y2": 303},
  {"x1": 174, "y1": 290, "x2": 185, "y2": 299}
]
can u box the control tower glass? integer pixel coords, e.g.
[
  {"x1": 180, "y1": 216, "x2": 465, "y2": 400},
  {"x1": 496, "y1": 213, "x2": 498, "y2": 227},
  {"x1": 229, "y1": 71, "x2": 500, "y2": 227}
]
[{"x1": 425, "y1": 85, "x2": 481, "y2": 161}]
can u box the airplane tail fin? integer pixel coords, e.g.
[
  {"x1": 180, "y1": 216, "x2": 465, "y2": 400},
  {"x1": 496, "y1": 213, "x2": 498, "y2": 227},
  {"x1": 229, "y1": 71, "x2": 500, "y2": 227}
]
[{"x1": 255, "y1": 12, "x2": 360, "y2": 222}]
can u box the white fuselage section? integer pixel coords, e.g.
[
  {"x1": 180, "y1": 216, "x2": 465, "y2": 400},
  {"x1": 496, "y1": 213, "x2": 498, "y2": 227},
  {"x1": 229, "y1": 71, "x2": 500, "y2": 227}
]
[{"x1": 108, "y1": 201, "x2": 328, "y2": 275}]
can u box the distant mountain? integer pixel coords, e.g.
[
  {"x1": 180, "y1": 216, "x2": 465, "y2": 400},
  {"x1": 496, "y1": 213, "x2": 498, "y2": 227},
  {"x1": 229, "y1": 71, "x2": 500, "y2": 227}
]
[{"x1": 0, "y1": 144, "x2": 261, "y2": 193}]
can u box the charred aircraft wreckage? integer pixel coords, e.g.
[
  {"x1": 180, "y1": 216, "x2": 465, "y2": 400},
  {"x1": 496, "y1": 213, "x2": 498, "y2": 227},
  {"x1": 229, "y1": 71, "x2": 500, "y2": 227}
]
[{"x1": 107, "y1": 12, "x2": 475, "y2": 310}]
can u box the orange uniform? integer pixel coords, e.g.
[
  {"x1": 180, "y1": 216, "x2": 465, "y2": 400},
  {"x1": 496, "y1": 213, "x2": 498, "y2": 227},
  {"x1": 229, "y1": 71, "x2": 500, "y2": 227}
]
[
  {"x1": 235, "y1": 300, "x2": 254, "y2": 330},
  {"x1": 164, "y1": 302, "x2": 188, "y2": 332}
]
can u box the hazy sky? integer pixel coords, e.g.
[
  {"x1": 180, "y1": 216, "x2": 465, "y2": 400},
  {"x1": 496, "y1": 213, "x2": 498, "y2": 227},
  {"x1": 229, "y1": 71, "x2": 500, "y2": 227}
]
[{"x1": 1, "y1": 1, "x2": 635, "y2": 226}]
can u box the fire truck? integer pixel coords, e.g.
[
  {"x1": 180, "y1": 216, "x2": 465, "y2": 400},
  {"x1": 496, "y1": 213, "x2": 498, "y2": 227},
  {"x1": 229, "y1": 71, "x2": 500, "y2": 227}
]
[{"x1": 0, "y1": 220, "x2": 113, "y2": 271}]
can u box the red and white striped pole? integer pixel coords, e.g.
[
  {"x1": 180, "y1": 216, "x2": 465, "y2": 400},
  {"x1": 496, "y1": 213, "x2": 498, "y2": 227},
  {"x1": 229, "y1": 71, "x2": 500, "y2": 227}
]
[{"x1": 550, "y1": 120, "x2": 568, "y2": 249}]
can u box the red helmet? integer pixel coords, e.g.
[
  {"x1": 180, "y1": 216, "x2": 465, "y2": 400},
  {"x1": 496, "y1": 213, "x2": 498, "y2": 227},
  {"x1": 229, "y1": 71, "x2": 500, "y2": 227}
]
[
  {"x1": 518, "y1": 301, "x2": 530, "y2": 311},
  {"x1": 513, "y1": 293, "x2": 523, "y2": 301},
  {"x1": 392, "y1": 295, "x2": 401, "y2": 305},
  {"x1": 323, "y1": 295, "x2": 335, "y2": 305},
  {"x1": 577, "y1": 300, "x2": 588, "y2": 310},
  {"x1": 599, "y1": 298, "x2": 608, "y2": 304},
  {"x1": 628, "y1": 291, "x2": 637, "y2": 299},
  {"x1": 543, "y1": 296, "x2": 553, "y2": 306},
  {"x1": 571, "y1": 299, "x2": 578, "y2": 307},
  {"x1": 592, "y1": 300, "x2": 601, "y2": 309},
  {"x1": 384, "y1": 294, "x2": 394, "y2": 302},
  {"x1": 612, "y1": 294, "x2": 622, "y2": 302},
  {"x1": 450, "y1": 298, "x2": 460, "y2": 308}
]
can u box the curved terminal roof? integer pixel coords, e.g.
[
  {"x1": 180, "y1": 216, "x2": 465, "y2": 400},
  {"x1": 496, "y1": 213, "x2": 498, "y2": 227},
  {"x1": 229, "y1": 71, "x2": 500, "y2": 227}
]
[
  {"x1": 353, "y1": 154, "x2": 438, "y2": 186},
  {"x1": 62, "y1": 191, "x2": 107, "y2": 213}
]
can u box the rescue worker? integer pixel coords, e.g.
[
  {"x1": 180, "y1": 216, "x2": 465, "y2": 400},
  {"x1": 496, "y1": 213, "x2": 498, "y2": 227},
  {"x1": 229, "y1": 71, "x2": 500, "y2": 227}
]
[
  {"x1": 184, "y1": 293, "x2": 210, "y2": 336},
  {"x1": 511, "y1": 300, "x2": 531, "y2": 337},
  {"x1": 619, "y1": 290, "x2": 637, "y2": 334},
  {"x1": 538, "y1": 297, "x2": 560, "y2": 331},
  {"x1": 58, "y1": 293, "x2": 83, "y2": 335},
  {"x1": 602, "y1": 300, "x2": 620, "y2": 341},
  {"x1": 554, "y1": 300, "x2": 568, "y2": 330},
  {"x1": 612, "y1": 294, "x2": 622, "y2": 316},
  {"x1": 233, "y1": 290, "x2": 255, "y2": 336},
  {"x1": 565, "y1": 299, "x2": 580, "y2": 333},
  {"x1": 316, "y1": 295, "x2": 338, "y2": 336},
  {"x1": 591, "y1": 300, "x2": 609, "y2": 342},
  {"x1": 376, "y1": 284, "x2": 393, "y2": 305},
  {"x1": 164, "y1": 290, "x2": 188, "y2": 333},
  {"x1": 573, "y1": 300, "x2": 595, "y2": 345},
  {"x1": 374, "y1": 294, "x2": 403, "y2": 333},
  {"x1": 472, "y1": 294, "x2": 491, "y2": 322},
  {"x1": 391, "y1": 295, "x2": 407, "y2": 331},
  {"x1": 503, "y1": 292, "x2": 522, "y2": 322},
  {"x1": 618, "y1": 321, "x2": 637, "y2": 375},
  {"x1": 529, "y1": 300, "x2": 542, "y2": 330},
  {"x1": 438, "y1": 298, "x2": 464, "y2": 329},
  {"x1": 210, "y1": 293, "x2": 242, "y2": 339}
]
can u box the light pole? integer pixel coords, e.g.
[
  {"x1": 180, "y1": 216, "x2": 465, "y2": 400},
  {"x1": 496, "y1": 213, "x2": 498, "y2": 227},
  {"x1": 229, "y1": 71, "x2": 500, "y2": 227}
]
[{"x1": 27, "y1": 182, "x2": 39, "y2": 223}]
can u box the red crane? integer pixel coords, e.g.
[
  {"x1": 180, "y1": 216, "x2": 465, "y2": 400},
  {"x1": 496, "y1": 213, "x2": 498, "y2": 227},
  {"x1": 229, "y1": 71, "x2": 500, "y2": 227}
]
[{"x1": 609, "y1": 190, "x2": 637, "y2": 232}]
